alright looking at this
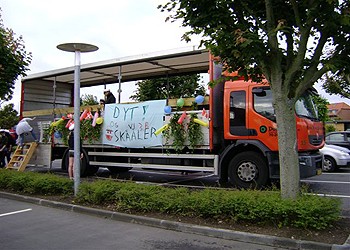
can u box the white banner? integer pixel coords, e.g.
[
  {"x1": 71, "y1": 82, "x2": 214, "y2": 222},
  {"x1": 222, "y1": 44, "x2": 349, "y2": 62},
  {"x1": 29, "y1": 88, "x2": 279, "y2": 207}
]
[{"x1": 101, "y1": 100, "x2": 166, "y2": 148}]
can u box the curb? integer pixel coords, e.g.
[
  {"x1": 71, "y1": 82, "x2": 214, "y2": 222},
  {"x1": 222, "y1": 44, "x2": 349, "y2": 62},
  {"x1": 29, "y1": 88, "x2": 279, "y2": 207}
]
[{"x1": 0, "y1": 191, "x2": 349, "y2": 250}]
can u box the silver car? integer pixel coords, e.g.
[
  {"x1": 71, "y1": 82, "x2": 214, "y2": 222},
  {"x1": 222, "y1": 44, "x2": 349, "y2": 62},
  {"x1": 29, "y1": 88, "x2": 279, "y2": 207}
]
[{"x1": 319, "y1": 144, "x2": 350, "y2": 172}]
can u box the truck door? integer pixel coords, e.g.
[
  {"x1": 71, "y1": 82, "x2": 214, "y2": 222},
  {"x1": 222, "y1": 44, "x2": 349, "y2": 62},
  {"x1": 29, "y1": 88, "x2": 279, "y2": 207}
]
[
  {"x1": 248, "y1": 86, "x2": 279, "y2": 151},
  {"x1": 229, "y1": 90, "x2": 249, "y2": 136}
]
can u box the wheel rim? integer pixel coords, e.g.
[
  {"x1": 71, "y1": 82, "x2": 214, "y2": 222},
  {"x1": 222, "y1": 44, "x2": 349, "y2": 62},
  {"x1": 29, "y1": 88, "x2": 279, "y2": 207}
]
[
  {"x1": 323, "y1": 158, "x2": 332, "y2": 171},
  {"x1": 237, "y1": 162, "x2": 258, "y2": 182}
]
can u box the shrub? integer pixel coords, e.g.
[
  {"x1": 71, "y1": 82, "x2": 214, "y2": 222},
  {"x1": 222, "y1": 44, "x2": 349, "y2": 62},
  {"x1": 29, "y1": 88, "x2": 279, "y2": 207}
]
[
  {"x1": 0, "y1": 170, "x2": 341, "y2": 230},
  {"x1": 0, "y1": 169, "x2": 73, "y2": 195}
]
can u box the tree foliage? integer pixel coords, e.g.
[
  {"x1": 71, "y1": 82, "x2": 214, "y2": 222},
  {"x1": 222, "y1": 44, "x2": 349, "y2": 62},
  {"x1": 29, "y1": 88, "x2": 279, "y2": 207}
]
[
  {"x1": 81, "y1": 94, "x2": 98, "y2": 106},
  {"x1": 159, "y1": 0, "x2": 350, "y2": 199},
  {"x1": 312, "y1": 95, "x2": 329, "y2": 122},
  {"x1": 0, "y1": 9, "x2": 32, "y2": 102},
  {"x1": 322, "y1": 73, "x2": 350, "y2": 99},
  {"x1": 159, "y1": 1, "x2": 349, "y2": 97},
  {"x1": 130, "y1": 74, "x2": 206, "y2": 101},
  {"x1": 0, "y1": 103, "x2": 19, "y2": 129}
]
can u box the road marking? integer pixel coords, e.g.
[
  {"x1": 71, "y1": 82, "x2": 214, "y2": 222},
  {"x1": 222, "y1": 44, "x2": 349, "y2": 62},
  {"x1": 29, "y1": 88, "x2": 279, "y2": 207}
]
[
  {"x1": 308, "y1": 193, "x2": 350, "y2": 199},
  {"x1": 0, "y1": 208, "x2": 32, "y2": 217},
  {"x1": 301, "y1": 180, "x2": 349, "y2": 184},
  {"x1": 322, "y1": 172, "x2": 350, "y2": 175}
]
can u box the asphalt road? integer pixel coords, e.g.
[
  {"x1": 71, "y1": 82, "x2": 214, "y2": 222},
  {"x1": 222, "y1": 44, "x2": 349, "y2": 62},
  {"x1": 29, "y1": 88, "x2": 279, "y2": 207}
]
[
  {"x1": 301, "y1": 168, "x2": 350, "y2": 217},
  {"x1": 0, "y1": 197, "x2": 288, "y2": 250}
]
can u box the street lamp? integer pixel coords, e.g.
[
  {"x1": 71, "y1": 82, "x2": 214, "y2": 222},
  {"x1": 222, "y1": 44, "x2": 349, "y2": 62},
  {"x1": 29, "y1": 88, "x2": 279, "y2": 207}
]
[{"x1": 57, "y1": 43, "x2": 98, "y2": 196}]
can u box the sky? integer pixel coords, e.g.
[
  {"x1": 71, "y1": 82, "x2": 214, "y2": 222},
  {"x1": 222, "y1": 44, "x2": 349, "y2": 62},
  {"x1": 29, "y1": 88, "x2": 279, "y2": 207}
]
[{"x1": 1, "y1": 0, "x2": 349, "y2": 111}]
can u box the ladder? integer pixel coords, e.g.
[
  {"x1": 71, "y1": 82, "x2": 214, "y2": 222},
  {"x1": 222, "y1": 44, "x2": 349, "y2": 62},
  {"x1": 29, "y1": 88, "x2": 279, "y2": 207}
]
[{"x1": 6, "y1": 142, "x2": 38, "y2": 172}]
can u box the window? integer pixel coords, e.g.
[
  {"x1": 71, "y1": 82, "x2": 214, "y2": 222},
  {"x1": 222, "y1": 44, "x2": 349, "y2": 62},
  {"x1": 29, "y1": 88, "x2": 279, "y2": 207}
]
[
  {"x1": 253, "y1": 87, "x2": 276, "y2": 122},
  {"x1": 327, "y1": 133, "x2": 345, "y2": 142},
  {"x1": 230, "y1": 91, "x2": 249, "y2": 135}
]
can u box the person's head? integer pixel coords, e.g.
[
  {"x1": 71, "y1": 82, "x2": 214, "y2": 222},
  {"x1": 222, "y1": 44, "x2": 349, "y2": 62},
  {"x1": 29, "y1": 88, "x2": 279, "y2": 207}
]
[
  {"x1": 99, "y1": 99, "x2": 105, "y2": 105},
  {"x1": 104, "y1": 89, "x2": 110, "y2": 96}
]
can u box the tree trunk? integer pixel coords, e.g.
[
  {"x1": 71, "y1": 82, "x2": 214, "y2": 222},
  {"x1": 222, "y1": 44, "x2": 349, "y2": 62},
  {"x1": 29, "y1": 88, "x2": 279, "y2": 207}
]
[{"x1": 273, "y1": 92, "x2": 300, "y2": 199}]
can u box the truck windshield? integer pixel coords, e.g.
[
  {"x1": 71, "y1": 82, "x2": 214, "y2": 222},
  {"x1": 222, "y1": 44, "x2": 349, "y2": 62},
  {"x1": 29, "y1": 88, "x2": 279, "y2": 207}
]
[
  {"x1": 295, "y1": 92, "x2": 319, "y2": 121},
  {"x1": 253, "y1": 88, "x2": 319, "y2": 122}
]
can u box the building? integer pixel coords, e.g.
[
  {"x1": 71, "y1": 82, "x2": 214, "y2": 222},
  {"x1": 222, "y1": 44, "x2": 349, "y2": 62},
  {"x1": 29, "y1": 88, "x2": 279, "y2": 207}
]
[{"x1": 326, "y1": 102, "x2": 350, "y2": 131}]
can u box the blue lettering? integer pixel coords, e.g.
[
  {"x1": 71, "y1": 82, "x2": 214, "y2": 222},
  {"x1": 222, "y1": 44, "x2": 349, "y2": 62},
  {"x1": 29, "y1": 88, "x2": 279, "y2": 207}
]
[
  {"x1": 123, "y1": 106, "x2": 138, "y2": 121},
  {"x1": 113, "y1": 107, "x2": 120, "y2": 118}
]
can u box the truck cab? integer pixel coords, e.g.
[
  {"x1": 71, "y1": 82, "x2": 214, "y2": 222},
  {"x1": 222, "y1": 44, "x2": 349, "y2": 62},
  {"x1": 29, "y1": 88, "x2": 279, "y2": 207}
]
[{"x1": 213, "y1": 77, "x2": 324, "y2": 187}]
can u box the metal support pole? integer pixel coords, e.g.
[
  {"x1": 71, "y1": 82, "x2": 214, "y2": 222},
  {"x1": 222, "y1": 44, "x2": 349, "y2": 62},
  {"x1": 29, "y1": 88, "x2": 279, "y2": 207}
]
[
  {"x1": 53, "y1": 77, "x2": 57, "y2": 120},
  {"x1": 117, "y1": 66, "x2": 122, "y2": 104},
  {"x1": 73, "y1": 50, "x2": 81, "y2": 196},
  {"x1": 57, "y1": 43, "x2": 98, "y2": 196}
]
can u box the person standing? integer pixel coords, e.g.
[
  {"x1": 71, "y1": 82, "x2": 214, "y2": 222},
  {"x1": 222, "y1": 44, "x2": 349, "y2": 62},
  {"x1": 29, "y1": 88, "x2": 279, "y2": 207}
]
[
  {"x1": 104, "y1": 89, "x2": 116, "y2": 104},
  {"x1": 15, "y1": 117, "x2": 38, "y2": 147},
  {"x1": 1, "y1": 130, "x2": 16, "y2": 164},
  {"x1": 0, "y1": 131, "x2": 8, "y2": 168},
  {"x1": 99, "y1": 99, "x2": 106, "y2": 116},
  {"x1": 67, "y1": 125, "x2": 83, "y2": 180},
  {"x1": 99, "y1": 99, "x2": 105, "y2": 106}
]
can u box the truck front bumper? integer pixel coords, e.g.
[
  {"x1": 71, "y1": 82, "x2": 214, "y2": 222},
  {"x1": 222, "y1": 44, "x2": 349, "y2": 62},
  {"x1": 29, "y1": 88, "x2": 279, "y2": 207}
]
[
  {"x1": 298, "y1": 151, "x2": 323, "y2": 178},
  {"x1": 267, "y1": 151, "x2": 323, "y2": 179}
]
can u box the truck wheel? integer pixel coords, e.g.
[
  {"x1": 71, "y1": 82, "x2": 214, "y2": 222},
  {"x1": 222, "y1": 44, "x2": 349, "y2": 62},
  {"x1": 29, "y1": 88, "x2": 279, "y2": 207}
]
[
  {"x1": 228, "y1": 151, "x2": 269, "y2": 189},
  {"x1": 61, "y1": 149, "x2": 92, "y2": 177},
  {"x1": 323, "y1": 156, "x2": 336, "y2": 172}
]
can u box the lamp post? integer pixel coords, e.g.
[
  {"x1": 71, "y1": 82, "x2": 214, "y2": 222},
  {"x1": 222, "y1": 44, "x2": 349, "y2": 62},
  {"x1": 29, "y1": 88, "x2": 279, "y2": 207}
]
[{"x1": 57, "y1": 43, "x2": 98, "y2": 196}]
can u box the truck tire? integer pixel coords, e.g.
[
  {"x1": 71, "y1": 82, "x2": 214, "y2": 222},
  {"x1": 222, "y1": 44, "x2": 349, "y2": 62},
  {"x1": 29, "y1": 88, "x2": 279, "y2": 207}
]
[
  {"x1": 61, "y1": 148, "x2": 93, "y2": 177},
  {"x1": 228, "y1": 151, "x2": 269, "y2": 189},
  {"x1": 323, "y1": 156, "x2": 336, "y2": 172}
]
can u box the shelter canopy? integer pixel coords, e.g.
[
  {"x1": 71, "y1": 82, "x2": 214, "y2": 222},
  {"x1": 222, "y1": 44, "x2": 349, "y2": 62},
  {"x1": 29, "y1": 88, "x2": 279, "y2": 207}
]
[{"x1": 22, "y1": 47, "x2": 210, "y2": 87}]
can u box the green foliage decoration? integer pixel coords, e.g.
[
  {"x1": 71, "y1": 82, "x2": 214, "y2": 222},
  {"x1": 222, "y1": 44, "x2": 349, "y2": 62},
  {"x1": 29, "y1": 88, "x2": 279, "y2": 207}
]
[
  {"x1": 163, "y1": 113, "x2": 186, "y2": 153},
  {"x1": 80, "y1": 119, "x2": 102, "y2": 144},
  {"x1": 162, "y1": 102, "x2": 204, "y2": 153},
  {"x1": 188, "y1": 113, "x2": 203, "y2": 150},
  {"x1": 44, "y1": 112, "x2": 102, "y2": 145}
]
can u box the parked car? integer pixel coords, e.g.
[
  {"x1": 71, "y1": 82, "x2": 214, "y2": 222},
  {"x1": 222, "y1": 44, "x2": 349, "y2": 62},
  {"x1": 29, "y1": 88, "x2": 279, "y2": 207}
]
[
  {"x1": 325, "y1": 131, "x2": 350, "y2": 149},
  {"x1": 319, "y1": 144, "x2": 350, "y2": 172}
]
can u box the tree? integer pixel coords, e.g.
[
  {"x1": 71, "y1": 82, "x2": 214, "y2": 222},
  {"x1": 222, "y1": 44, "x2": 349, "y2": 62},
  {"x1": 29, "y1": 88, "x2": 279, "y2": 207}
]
[
  {"x1": 130, "y1": 74, "x2": 206, "y2": 101},
  {"x1": 0, "y1": 103, "x2": 19, "y2": 129},
  {"x1": 312, "y1": 95, "x2": 329, "y2": 123},
  {"x1": 0, "y1": 9, "x2": 32, "y2": 102},
  {"x1": 159, "y1": 0, "x2": 350, "y2": 199},
  {"x1": 322, "y1": 73, "x2": 350, "y2": 99},
  {"x1": 81, "y1": 94, "x2": 98, "y2": 106}
]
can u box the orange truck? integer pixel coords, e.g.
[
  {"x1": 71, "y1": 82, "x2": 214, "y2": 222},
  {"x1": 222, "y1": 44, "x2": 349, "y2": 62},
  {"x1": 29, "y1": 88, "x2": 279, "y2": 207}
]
[{"x1": 20, "y1": 48, "x2": 324, "y2": 188}]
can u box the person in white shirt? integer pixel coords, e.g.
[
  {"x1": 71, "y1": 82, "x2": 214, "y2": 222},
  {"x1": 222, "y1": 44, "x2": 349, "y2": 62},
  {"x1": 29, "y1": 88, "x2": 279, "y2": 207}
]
[{"x1": 15, "y1": 117, "x2": 38, "y2": 147}]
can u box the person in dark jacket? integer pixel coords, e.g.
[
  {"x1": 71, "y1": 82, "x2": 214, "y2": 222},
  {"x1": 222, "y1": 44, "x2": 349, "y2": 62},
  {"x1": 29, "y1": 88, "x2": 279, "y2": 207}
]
[
  {"x1": 104, "y1": 89, "x2": 116, "y2": 104},
  {"x1": 67, "y1": 125, "x2": 83, "y2": 180},
  {"x1": 2, "y1": 130, "x2": 16, "y2": 164},
  {"x1": 0, "y1": 131, "x2": 8, "y2": 168}
]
